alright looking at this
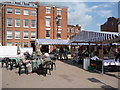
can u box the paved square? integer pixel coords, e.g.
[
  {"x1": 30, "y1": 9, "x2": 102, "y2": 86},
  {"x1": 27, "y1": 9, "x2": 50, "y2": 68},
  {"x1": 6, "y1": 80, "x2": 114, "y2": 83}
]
[{"x1": 2, "y1": 60, "x2": 119, "y2": 88}]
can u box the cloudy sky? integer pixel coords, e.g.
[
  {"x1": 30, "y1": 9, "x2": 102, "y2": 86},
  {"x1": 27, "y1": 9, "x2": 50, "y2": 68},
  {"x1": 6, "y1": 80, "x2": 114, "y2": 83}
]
[
  {"x1": 0, "y1": 0, "x2": 119, "y2": 31},
  {"x1": 49, "y1": 2, "x2": 118, "y2": 31}
]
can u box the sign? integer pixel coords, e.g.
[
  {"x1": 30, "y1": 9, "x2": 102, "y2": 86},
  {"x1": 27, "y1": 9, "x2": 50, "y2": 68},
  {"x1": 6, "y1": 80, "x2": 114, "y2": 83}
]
[{"x1": 0, "y1": 46, "x2": 17, "y2": 57}]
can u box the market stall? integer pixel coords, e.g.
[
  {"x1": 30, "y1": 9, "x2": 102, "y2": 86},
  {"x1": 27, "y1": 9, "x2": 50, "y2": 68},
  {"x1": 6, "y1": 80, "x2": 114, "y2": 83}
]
[{"x1": 69, "y1": 30, "x2": 120, "y2": 74}]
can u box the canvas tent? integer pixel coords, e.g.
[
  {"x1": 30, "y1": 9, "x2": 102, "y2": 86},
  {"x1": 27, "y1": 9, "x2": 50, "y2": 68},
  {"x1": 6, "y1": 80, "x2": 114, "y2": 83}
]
[
  {"x1": 69, "y1": 30, "x2": 120, "y2": 44},
  {"x1": 69, "y1": 30, "x2": 120, "y2": 74},
  {"x1": 35, "y1": 39, "x2": 70, "y2": 45}
]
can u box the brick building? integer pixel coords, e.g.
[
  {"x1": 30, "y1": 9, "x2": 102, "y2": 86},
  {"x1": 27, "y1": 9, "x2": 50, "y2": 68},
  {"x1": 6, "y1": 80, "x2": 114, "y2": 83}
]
[
  {"x1": 118, "y1": 19, "x2": 120, "y2": 32},
  {"x1": 0, "y1": 3, "x2": 2, "y2": 45},
  {"x1": 0, "y1": 1, "x2": 68, "y2": 52},
  {"x1": 36, "y1": 3, "x2": 68, "y2": 40},
  {"x1": 0, "y1": 2, "x2": 37, "y2": 47},
  {"x1": 67, "y1": 24, "x2": 81, "y2": 40},
  {"x1": 101, "y1": 17, "x2": 120, "y2": 32},
  {"x1": 36, "y1": 3, "x2": 68, "y2": 52}
]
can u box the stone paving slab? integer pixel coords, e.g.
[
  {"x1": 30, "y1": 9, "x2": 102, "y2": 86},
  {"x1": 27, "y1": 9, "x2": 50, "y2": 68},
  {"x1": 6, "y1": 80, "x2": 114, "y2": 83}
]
[{"x1": 1, "y1": 60, "x2": 119, "y2": 88}]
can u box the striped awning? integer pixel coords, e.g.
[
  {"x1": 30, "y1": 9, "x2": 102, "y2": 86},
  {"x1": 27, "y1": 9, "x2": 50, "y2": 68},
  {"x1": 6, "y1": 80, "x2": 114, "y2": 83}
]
[
  {"x1": 70, "y1": 30, "x2": 120, "y2": 44},
  {"x1": 35, "y1": 39, "x2": 69, "y2": 45}
]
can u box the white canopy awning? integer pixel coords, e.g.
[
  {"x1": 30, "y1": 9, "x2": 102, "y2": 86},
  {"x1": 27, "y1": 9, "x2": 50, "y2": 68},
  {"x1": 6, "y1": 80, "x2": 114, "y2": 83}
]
[
  {"x1": 70, "y1": 30, "x2": 120, "y2": 44},
  {"x1": 35, "y1": 39, "x2": 69, "y2": 45}
]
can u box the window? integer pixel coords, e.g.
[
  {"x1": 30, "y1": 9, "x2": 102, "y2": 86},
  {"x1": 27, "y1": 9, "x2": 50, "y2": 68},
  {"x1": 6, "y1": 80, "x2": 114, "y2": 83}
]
[
  {"x1": 46, "y1": 8, "x2": 51, "y2": 14},
  {"x1": 15, "y1": 42, "x2": 20, "y2": 46},
  {"x1": 24, "y1": 19, "x2": 29, "y2": 27},
  {"x1": 76, "y1": 29, "x2": 79, "y2": 33},
  {"x1": 56, "y1": 17, "x2": 62, "y2": 27},
  {"x1": 24, "y1": 31, "x2": 29, "y2": 39},
  {"x1": 15, "y1": 9, "x2": 20, "y2": 14},
  {"x1": 24, "y1": 42, "x2": 28, "y2": 47},
  {"x1": 31, "y1": 20, "x2": 36, "y2": 28},
  {"x1": 15, "y1": 19, "x2": 20, "y2": 27},
  {"x1": 71, "y1": 35, "x2": 75, "y2": 39},
  {"x1": 15, "y1": 31, "x2": 20, "y2": 39},
  {"x1": 7, "y1": 8, "x2": 12, "y2": 13},
  {"x1": 71, "y1": 28, "x2": 74, "y2": 33},
  {"x1": 7, "y1": 18, "x2": 12, "y2": 27},
  {"x1": 57, "y1": 10, "x2": 62, "y2": 15},
  {"x1": 46, "y1": 18, "x2": 50, "y2": 27},
  {"x1": 7, "y1": 30, "x2": 12, "y2": 39},
  {"x1": 46, "y1": 29, "x2": 50, "y2": 38},
  {"x1": 24, "y1": 10, "x2": 29, "y2": 15},
  {"x1": 7, "y1": 42, "x2": 12, "y2": 46},
  {"x1": 31, "y1": 10, "x2": 36, "y2": 16},
  {"x1": 57, "y1": 29, "x2": 62, "y2": 39},
  {"x1": 31, "y1": 31, "x2": 36, "y2": 39},
  {"x1": 112, "y1": 22, "x2": 114, "y2": 25}
]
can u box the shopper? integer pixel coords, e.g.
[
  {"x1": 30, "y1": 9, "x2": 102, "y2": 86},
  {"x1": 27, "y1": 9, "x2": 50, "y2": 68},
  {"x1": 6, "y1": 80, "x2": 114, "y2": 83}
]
[
  {"x1": 59, "y1": 47, "x2": 64, "y2": 60},
  {"x1": 64, "y1": 47, "x2": 69, "y2": 60},
  {"x1": 115, "y1": 48, "x2": 120, "y2": 62}
]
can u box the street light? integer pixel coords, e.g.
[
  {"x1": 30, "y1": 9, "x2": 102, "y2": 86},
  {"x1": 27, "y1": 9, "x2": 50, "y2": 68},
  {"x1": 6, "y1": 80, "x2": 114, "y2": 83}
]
[{"x1": 55, "y1": 15, "x2": 61, "y2": 39}]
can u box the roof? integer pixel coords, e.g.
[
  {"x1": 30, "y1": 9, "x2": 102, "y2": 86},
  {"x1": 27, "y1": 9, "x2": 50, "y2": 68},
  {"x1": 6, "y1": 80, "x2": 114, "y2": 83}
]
[
  {"x1": 39, "y1": 2, "x2": 68, "y2": 8},
  {"x1": 69, "y1": 30, "x2": 120, "y2": 44},
  {"x1": 2, "y1": 1, "x2": 37, "y2": 8},
  {"x1": 1, "y1": 1, "x2": 68, "y2": 8},
  {"x1": 35, "y1": 39, "x2": 69, "y2": 45}
]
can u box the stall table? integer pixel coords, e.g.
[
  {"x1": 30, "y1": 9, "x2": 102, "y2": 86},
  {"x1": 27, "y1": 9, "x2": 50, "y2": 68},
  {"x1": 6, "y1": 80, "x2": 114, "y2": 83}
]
[{"x1": 90, "y1": 59, "x2": 120, "y2": 74}]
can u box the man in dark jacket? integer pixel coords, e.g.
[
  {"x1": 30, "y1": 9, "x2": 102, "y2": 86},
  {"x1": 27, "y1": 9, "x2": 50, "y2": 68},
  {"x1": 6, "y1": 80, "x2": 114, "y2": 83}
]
[{"x1": 59, "y1": 47, "x2": 63, "y2": 60}]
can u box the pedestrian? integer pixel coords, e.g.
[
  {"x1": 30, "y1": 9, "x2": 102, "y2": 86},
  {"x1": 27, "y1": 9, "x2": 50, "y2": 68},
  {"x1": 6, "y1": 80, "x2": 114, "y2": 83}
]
[
  {"x1": 115, "y1": 48, "x2": 120, "y2": 62},
  {"x1": 65, "y1": 47, "x2": 69, "y2": 60},
  {"x1": 54, "y1": 48, "x2": 59, "y2": 60},
  {"x1": 63, "y1": 47, "x2": 69, "y2": 60},
  {"x1": 59, "y1": 47, "x2": 64, "y2": 60}
]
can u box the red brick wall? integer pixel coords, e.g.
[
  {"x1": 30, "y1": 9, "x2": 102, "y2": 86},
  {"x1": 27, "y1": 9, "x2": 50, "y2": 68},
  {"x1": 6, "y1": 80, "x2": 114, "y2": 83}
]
[
  {"x1": 101, "y1": 17, "x2": 118, "y2": 32},
  {"x1": 37, "y1": 6, "x2": 46, "y2": 39},
  {"x1": 0, "y1": 4, "x2": 2, "y2": 44},
  {"x1": 37, "y1": 6, "x2": 68, "y2": 40},
  {"x1": 1, "y1": 3, "x2": 68, "y2": 52},
  {"x1": 67, "y1": 25, "x2": 81, "y2": 39},
  {"x1": 4, "y1": 5, "x2": 37, "y2": 47},
  {"x1": 37, "y1": 6, "x2": 68, "y2": 52}
]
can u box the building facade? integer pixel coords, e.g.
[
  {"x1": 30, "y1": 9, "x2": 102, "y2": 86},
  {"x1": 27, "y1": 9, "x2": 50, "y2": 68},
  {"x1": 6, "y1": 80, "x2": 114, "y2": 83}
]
[
  {"x1": 0, "y1": 1, "x2": 68, "y2": 52},
  {"x1": 0, "y1": 3, "x2": 2, "y2": 45},
  {"x1": 118, "y1": 19, "x2": 120, "y2": 33},
  {"x1": 67, "y1": 24, "x2": 81, "y2": 40},
  {"x1": 37, "y1": 3, "x2": 68, "y2": 52},
  {"x1": 37, "y1": 4, "x2": 68, "y2": 40},
  {"x1": 1, "y1": 2, "x2": 37, "y2": 47},
  {"x1": 101, "y1": 17, "x2": 120, "y2": 32}
]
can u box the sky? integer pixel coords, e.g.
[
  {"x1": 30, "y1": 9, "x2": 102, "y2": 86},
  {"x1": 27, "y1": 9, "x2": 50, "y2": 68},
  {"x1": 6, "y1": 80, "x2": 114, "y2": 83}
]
[
  {"x1": 48, "y1": 2, "x2": 118, "y2": 31},
  {"x1": 0, "y1": 0, "x2": 119, "y2": 31}
]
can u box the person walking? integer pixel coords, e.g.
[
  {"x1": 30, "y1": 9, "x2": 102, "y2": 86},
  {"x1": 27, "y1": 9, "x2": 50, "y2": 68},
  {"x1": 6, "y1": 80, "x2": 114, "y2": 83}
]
[
  {"x1": 115, "y1": 48, "x2": 120, "y2": 62},
  {"x1": 59, "y1": 47, "x2": 64, "y2": 60},
  {"x1": 65, "y1": 47, "x2": 69, "y2": 60},
  {"x1": 54, "y1": 48, "x2": 59, "y2": 60}
]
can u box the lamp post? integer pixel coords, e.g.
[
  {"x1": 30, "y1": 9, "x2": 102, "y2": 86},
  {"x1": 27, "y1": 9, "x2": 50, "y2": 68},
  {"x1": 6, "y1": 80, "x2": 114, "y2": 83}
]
[{"x1": 55, "y1": 15, "x2": 61, "y2": 39}]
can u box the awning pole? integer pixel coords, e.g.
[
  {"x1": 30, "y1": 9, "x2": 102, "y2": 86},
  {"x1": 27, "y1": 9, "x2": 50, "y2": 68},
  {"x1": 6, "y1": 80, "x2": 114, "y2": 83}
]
[
  {"x1": 77, "y1": 43, "x2": 78, "y2": 61},
  {"x1": 89, "y1": 42, "x2": 91, "y2": 58},
  {"x1": 101, "y1": 42, "x2": 104, "y2": 74}
]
